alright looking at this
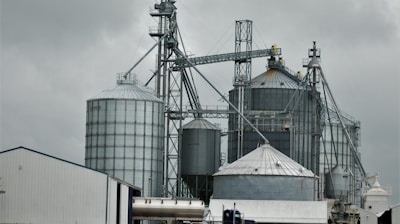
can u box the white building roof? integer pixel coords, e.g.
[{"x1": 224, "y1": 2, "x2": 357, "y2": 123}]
[
  {"x1": 207, "y1": 199, "x2": 327, "y2": 224},
  {"x1": 214, "y1": 144, "x2": 314, "y2": 177}
]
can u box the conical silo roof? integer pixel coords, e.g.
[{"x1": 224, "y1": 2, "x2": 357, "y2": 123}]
[
  {"x1": 183, "y1": 118, "x2": 220, "y2": 130},
  {"x1": 89, "y1": 79, "x2": 162, "y2": 102},
  {"x1": 251, "y1": 69, "x2": 300, "y2": 89},
  {"x1": 214, "y1": 144, "x2": 314, "y2": 177}
]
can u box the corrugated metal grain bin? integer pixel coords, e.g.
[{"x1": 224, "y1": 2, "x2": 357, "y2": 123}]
[
  {"x1": 181, "y1": 118, "x2": 221, "y2": 175},
  {"x1": 320, "y1": 117, "x2": 361, "y2": 203},
  {"x1": 85, "y1": 74, "x2": 164, "y2": 197},
  {"x1": 213, "y1": 144, "x2": 315, "y2": 201},
  {"x1": 181, "y1": 118, "x2": 221, "y2": 204}
]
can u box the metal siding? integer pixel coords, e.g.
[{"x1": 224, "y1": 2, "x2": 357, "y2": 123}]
[
  {"x1": 181, "y1": 118, "x2": 221, "y2": 204},
  {"x1": 320, "y1": 122, "x2": 360, "y2": 202},
  {"x1": 119, "y1": 184, "x2": 129, "y2": 224},
  {"x1": 213, "y1": 175, "x2": 314, "y2": 201},
  {"x1": 214, "y1": 130, "x2": 221, "y2": 171},
  {"x1": 108, "y1": 178, "x2": 118, "y2": 224},
  {"x1": 325, "y1": 166, "x2": 350, "y2": 199},
  {"x1": 393, "y1": 204, "x2": 400, "y2": 224},
  {"x1": 0, "y1": 149, "x2": 108, "y2": 224},
  {"x1": 230, "y1": 131, "x2": 291, "y2": 159},
  {"x1": 251, "y1": 88, "x2": 297, "y2": 110},
  {"x1": 181, "y1": 119, "x2": 221, "y2": 175},
  {"x1": 228, "y1": 80, "x2": 321, "y2": 177},
  {"x1": 128, "y1": 188, "x2": 134, "y2": 224}
]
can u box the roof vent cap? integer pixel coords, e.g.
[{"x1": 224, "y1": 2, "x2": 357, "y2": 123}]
[{"x1": 117, "y1": 72, "x2": 136, "y2": 85}]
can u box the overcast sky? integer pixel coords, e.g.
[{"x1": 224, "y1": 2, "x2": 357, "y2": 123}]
[{"x1": 1, "y1": 0, "x2": 399, "y2": 204}]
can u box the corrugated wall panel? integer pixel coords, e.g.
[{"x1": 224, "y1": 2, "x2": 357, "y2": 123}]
[
  {"x1": 393, "y1": 205, "x2": 400, "y2": 224},
  {"x1": 213, "y1": 175, "x2": 314, "y2": 201},
  {"x1": 0, "y1": 149, "x2": 108, "y2": 224},
  {"x1": 119, "y1": 184, "x2": 129, "y2": 224},
  {"x1": 108, "y1": 179, "x2": 117, "y2": 224}
]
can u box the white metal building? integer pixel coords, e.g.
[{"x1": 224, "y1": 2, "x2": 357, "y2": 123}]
[
  {"x1": 0, "y1": 146, "x2": 140, "y2": 224},
  {"x1": 392, "y1": 204, "x2": 400, "y2": 223}
]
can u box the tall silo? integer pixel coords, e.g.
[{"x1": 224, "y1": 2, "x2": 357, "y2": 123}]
[
  {"x1": 213, "y1": 144, "x2": 315, "y2": 201},
  {"x1": 321, "y1": 109, "x2": 361, "y2": 203},
  {"x1": 181, "y1": 118, "x2": 221, "y2": 204},
  {"x1": 85, "y1": 74, "x2": 164, "y2": 197},
  {"x1": 228, "y1": 65, "x2": 321, "y2": 175}
]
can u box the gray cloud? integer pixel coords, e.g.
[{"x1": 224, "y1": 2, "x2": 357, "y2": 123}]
[{"x1": 2, "y1": 0, "x2": 140, "y2": 46}]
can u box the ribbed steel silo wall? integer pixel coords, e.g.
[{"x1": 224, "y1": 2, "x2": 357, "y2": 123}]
[
  {"x1": 320, "y1": 122, "x2": 360, "y2": 203},
  {"x1": 228, "y1": 88, "x2": 298, "y2": 161},
  {"x1": 229, "y1": 131, "x2": 291, "y2": 159},
  {"x1": 213, "y1": 175, "x2": 314, "y2": 201},
  {"x1": 181, "y1": 119, "x2": 221, "y2": 204},
  {"x1": 85, "y1": 98, "x2": 164, "y2": 197},
  {"x1": 325, "y1": 167, "x2": 350, "y2": 199},
  {"x1": 181, "y1": 128, "x2": 220, "y2": 175},
  {"x1": 228, "y1": 87, "x2": 321, "y2": 175}
]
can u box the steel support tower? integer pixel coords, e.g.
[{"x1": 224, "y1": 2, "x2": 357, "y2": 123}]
[
  {"x1": 303, "y1": 41, "x2": 322, "y2": 200},
  {"x1": 303, "y1": 41, "x2": 365, "y2": 203},
  {"x1": 149, "y1": 0, "x2": 183, "y2": 197},
  {"x1": 233, "y1": 20, "x2": 252, "y2": 159}
]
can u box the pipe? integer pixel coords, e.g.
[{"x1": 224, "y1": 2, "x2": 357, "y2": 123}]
[{"x1": 132, "y1": 197, "x2": 204, "y2": 220}]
